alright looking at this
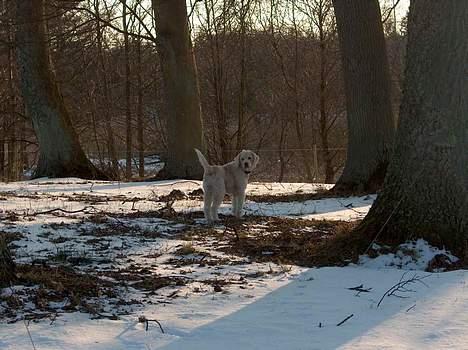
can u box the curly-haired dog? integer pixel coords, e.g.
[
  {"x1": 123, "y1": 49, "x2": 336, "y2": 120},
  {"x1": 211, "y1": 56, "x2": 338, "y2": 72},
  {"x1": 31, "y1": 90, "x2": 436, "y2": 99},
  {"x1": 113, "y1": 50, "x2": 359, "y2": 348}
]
[{"x1": 194, "y1": 149, "x2": 259, "y2": 224}]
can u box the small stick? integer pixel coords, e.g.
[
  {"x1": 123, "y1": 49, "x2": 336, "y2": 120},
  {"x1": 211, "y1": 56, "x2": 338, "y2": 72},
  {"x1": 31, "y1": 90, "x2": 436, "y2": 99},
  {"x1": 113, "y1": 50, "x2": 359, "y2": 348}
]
[
  {"x1": 24, "y1": 320, "x2": 37, "y2": 350},
  {"x1": 146, "y1": 319, "x2": 165, "y2": 334},
  {"x1": 336, "y1": 314, "x2": 354, "y2": 326},
  {"x1": 139, "y1": 316, "x2": 165, "y2": 334},
  {"x1": 27, "y1": 206, "x2": 97, "y2": 216}
]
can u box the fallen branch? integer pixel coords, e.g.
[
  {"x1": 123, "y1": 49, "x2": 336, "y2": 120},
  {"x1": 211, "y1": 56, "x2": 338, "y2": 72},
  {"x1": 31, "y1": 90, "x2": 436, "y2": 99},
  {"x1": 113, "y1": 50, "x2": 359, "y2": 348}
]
[
  {"x1": 377, "y1": 272, "x2": 430, "y2": 308},
  {"x1": 23, "y1": 319, "x2": 37, "y2": 350},
  {"x1": 347, "y1": 284, "x2": 372, "y2": 293},
  {"x1": 336, "y1": 314, "x2": 354, "y2": 326},
  {"x1": 26, "y1": 206, "x2": 98, "y2": 217}
]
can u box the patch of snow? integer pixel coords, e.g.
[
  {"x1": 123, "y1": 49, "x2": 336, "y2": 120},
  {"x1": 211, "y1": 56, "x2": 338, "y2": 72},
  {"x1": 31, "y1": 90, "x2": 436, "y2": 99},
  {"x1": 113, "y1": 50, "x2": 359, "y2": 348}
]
[
  {"x1": 359, "y1": 239, "x2": 459, "y2": 271},
  {"x1": 1, "y1": 178, "x2": 466, "y2": 350}
]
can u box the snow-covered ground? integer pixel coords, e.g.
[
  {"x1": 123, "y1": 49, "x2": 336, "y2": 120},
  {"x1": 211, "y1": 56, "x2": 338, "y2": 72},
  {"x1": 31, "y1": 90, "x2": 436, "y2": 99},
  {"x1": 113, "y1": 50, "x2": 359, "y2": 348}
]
[{"x1": 0, "y1": 178, "x2": 464, "y2": 349}]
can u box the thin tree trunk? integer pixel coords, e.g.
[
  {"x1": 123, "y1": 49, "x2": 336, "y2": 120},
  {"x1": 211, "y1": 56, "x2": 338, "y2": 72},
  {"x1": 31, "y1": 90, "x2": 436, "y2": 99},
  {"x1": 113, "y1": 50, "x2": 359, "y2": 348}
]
[
  {"x1": 292, "y1": 2, "x2": 314, "y2": 182},
  {"x1": 317, "y1": 7, "x2": 334, "y2": 183},
  {"x1": 358, "y1": 0, "x2": 468, "y2": 256},
  {"x1": 123, "y1": 0, "x2": 132, "y2": 180},
  {"x1": 136, "y1": 25, "x2": 144, "y2": 178},
  {"x1": 7, "y1": 1, "x2": 16, "y2": 181},
  {"x1": 277, "y1": 119, "x2": 289, "y2": 182},
  {"x1": 153, "y1": 0, "x2": 204, "y2": 179},
  {"x1": 236, "y1": 0, "x2": 250, "y2": 151},
  {"x1": 15, "y1": 0, "x2": 104, "y2": 179},
  {"x1": 95, "y1": 0, "x2": 118, "y2": 178},
  {"x1": 332, "y1": 0, "x2": 395, "y2": 191},
  {"x1": 204, "y1": 0, "x2": 229, "y2": 163},
  {"x1": 0, "y1": 120, "x2": 4, "y2": 181}
]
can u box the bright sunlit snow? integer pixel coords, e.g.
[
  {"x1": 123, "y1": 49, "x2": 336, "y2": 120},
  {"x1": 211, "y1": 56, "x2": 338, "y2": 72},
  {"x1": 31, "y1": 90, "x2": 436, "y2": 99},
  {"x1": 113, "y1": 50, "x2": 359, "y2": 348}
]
[{"x1": 0, "y1": 178, "x2": 464, "y2": 350}]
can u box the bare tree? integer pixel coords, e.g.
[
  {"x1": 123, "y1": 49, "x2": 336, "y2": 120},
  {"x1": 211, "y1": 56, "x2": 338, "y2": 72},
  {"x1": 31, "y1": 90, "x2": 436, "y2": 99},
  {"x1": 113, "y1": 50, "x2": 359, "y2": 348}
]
[
  {"x1": 152, "y1": 0, "x2": 204, "y2": 178},
  {"x1": 359, "y1": 1, "x2": 468, "y2": 255},
  {"x1": 136, "y1": 21, "x2": 145, "y2": 178},
  {"x1": 123, "y1": 0, "x2": 133, "y2": 179},
  {"x1": 15, "y1": 0, "x2": 103, "y2": 179},
  {"x1": 199, "y1": 0, "x2": 231, "y2": 163},
  {"x1": 332, "y1": 0, "x2": 395, "y2": 191},
  {"x1": 94, "y1": 0, "x2": 119, "y2": 178}
]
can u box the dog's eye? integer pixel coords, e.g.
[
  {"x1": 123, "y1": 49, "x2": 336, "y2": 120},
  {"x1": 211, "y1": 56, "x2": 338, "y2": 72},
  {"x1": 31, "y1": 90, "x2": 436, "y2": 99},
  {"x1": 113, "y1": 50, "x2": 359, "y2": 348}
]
[{"x1": 248, "y1": 156, "x2": 252, "y2": 160}]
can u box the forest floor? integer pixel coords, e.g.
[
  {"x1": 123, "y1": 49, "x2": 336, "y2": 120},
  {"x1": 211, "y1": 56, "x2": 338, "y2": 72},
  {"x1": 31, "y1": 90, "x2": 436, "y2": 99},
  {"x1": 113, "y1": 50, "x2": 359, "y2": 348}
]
[{"x1": 0, "y1": 178, "x2": 465, "y2": 350}]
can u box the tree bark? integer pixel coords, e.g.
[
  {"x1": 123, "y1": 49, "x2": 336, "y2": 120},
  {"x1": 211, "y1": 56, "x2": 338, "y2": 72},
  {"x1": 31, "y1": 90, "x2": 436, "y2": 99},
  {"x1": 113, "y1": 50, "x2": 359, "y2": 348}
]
[
  {"x1": 153, "y1": 0, "x2": 204, "y2": 179},
  {"x1": 359, "y1": 0, "x2": 468, "y2": 256},
  {"x1": 16, "y1": 0, "x2": 104, "y2": 179},
  {"x1": 332, "y1": 0, "x2": 395, "y2": 191}
]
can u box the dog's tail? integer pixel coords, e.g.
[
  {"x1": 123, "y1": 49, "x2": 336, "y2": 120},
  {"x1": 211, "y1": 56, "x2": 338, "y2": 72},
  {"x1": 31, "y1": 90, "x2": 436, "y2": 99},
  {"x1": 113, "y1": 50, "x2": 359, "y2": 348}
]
[{"x1": 194, "y1": 148, "x2": 210, "y2": 170}]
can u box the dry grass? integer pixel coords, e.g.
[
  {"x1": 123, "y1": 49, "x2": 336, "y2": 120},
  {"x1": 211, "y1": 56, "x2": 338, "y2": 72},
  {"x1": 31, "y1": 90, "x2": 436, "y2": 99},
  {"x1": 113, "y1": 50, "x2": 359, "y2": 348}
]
[
  {"x1": 178, "y1": 215, "x2": 365, "y2": 267},
  {"x1": 247, "y1": 188, "x2": 372, "y2": 203},
  {"x1": 175, "y1": 243, "x2": 199, "y2": 255},
  {"x1": 0, "y1": 264, "x2": 118, "y2": 321},
  {"x1": 0, "y1": 237, "x2": 16, "y2": 287}
]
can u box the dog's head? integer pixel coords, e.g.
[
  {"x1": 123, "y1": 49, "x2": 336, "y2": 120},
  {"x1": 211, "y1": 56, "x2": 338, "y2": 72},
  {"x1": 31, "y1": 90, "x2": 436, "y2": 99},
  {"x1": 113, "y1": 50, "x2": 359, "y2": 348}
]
[{"x1": 236, "y1": 150, "x2": 259, "y2": 174}]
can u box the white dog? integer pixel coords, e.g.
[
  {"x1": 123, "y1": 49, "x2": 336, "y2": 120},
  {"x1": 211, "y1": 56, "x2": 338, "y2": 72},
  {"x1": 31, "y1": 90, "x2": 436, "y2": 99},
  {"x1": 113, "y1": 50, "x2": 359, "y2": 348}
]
[{"x1": 195, "y1": 148, "x2": 259, "y2": 224}]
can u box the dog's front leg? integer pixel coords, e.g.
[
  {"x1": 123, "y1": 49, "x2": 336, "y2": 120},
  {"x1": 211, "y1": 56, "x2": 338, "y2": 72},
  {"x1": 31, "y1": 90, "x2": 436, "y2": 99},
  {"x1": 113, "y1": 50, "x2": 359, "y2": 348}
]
[
  {"x1": 233, "y1": 194, "x2": 245, "y2": 218},
  {"x1": 232, "y1": 195, "x2": 239, "y2": 218},
  {"x1": 237, "y1": 193, "x2": 245, "y2": 218}
]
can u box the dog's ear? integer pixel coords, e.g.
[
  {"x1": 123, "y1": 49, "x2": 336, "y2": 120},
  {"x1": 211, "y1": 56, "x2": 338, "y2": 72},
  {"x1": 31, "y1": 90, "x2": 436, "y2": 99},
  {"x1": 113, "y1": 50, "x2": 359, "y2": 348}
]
[
  {"x1": 253, "y1": 152, "x2": 260, "y2": 167},
  {"x1": 234, "y1": 152, "x2": 242, "y2": 167}
]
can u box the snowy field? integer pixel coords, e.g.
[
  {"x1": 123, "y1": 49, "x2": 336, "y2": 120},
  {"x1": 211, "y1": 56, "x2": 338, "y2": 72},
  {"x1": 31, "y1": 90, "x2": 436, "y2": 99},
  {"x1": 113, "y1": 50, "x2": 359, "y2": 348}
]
[{"x1": 0, "y1": 178, "x2": 464, "y2": 349}]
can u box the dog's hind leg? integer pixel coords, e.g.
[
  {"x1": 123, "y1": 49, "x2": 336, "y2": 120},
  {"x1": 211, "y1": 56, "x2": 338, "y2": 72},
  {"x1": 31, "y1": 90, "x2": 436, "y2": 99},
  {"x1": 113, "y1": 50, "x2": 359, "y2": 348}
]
[
  {"x1": 211, "y1": 191, "x2": 224, "y2": 222},
  {"x1": 203, "y1": 191, "x2": 214, "y2": 224}
]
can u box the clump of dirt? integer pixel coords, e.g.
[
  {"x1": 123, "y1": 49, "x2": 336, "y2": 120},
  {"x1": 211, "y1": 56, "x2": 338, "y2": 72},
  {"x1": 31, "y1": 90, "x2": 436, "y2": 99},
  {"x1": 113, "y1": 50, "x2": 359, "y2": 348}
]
[
  {"x1": 187, "y1": 188, "x2": 203, "y2": 199},
  {"x1": 0, "y1": 231, "x2": 24, "y2": 244},
  {"x1": 427, "y1": 254, "x2": 461, "y2": 272},
  {"x1": 16, "y1": 264, "x2": 115, "y2": 300},
  {"x1": 1, "y1": 211, "x2": 20, "y2": 222},
  {"x1": 132, "y1": 275, "x2": 188, "y2": 291},
  {"x1": 158, "y1": 189, "x2": 187, "y2": 202},
  {"x1": 0, "y1": 264, "x2": 118, "y2": 321}
]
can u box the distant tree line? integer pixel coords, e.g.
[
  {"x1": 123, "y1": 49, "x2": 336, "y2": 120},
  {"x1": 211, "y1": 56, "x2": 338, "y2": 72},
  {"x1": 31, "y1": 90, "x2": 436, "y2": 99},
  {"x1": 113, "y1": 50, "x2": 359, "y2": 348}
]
[{"x1": 0, "y1": 0, "x2": 406, "y2": 182}]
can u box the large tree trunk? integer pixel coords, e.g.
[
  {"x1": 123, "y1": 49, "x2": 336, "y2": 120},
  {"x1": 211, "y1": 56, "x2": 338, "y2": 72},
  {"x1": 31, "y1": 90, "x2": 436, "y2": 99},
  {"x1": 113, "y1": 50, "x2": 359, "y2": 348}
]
[
  {"x1": 16, "y1": 0, "x2": 104, "y2": 179},
  {"x1": 359, "y1": 1, "x2": 468, "y2": 256},
  {"x1": 332, "y1": 0, "x2": 395, "y2": 191},
  {"x1": 153, "y1": 0, "x2": 204, "y2": 179}
]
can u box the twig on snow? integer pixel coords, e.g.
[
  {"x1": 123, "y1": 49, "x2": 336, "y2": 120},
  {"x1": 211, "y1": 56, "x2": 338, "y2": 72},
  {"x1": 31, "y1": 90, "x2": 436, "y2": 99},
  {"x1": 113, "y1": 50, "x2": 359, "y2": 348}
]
[
  {"x1": 139, "y1": 316, "x2": 165, "y2": 334},
  {"x1": 347, "y1": 284, "x2": 372, "y2": 293},
  {"x1": 23, "y1": 319, "x2": 37, "y2": 350},
  {"x1": 26, "y1": 206, "x2": 98, "y2": 217},
  {"x1": 336, "y1": 314, "x2": 354, "y2": 326},
  {"x1": 347, "y1": 284, "x2": 372, "y2": 296},
  {"x1": 377, "y1": 272, "x2": 430, "y2": 308}
]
